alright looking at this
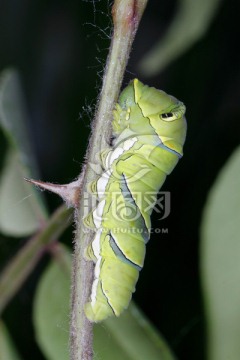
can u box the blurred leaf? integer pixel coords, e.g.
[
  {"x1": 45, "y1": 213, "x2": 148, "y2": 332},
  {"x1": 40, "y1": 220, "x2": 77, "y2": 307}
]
[
  {"x1": 34, "y1": 247, "x2": 176, "y2": 360},
  {"x1": 0, "y1": 69, "x2": 47, "y2": 236},
  {"x1": 95, "y1": 304, "x2": 176, "y2": 360},
  {"x1": 0, "y1": 69, "x2": 39, "y2": 176},
  {"x1": 0, "y1": 205, "x2": 72, "y2": 314},
  {"x1": 0, "y1": 320, "x2": 23, "y2": 360},
  {"x1": 33, "y1": 246, "x2": 71, "y2": 360},
  {"x1": 0, "y1": 149, "x2": 45, "y2": 236},
  {"x1": 138, "y1": 0, "x2": 223, "y2": 76},
  {"x1": 200, "y1": 146, "x2": 240, "y2": 360}
]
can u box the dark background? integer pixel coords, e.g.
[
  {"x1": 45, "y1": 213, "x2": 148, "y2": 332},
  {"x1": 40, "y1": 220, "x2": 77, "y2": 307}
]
[{"x1": 0, "y1": 0, "x2": 240, "y2": 359}]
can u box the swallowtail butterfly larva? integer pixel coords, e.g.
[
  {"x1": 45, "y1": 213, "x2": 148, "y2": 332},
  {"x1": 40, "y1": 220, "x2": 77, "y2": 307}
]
[{"x1": 84, "y1": 79, "x2": 187, "y2": 322}]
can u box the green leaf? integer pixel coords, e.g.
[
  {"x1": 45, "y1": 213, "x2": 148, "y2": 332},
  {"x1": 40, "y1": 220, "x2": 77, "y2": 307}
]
[
  {"x1": 0, "y1": 320, "x2": 23, "y2": 360},
  {"x1": 33, "y1": 246, "x2": 71, "y2": 360},
  {"x1": 138, "y1": 0, "x2": 223, "y2": 76},
  {"x1": 34, "y1": 247, "x2": 176, "y2": 360},
  {"x1": 0, "y1": 69, "x2": 47, "y2": 236},
  {"x1": 0, "y1": 149, "x2": 45, "y2": 236},
  {"x1": 95, "y1": 304, "x2": 176, "y2": 360},
  {"x1": 0, "y1": 69, "x2": 39, "y2": 176},
  {"x1": 200, "y1": 146, "x2": 240, "y2": 360}
]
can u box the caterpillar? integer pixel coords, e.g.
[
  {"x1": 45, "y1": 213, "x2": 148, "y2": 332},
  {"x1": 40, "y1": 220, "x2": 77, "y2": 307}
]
[{"x1": 83, "y1": 79, "x2": 187, "y2": 322}]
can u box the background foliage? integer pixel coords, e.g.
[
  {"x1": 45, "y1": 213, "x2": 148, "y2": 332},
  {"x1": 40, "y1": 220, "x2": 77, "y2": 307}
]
[{"x1": 0, "y1": 0, "x2": 240, "y2": 359}]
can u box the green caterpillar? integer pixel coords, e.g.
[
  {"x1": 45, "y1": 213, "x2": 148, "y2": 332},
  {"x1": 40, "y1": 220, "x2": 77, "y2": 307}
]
[{"x1": 84, "y1": 79, "x2": 187, "y2": 322}]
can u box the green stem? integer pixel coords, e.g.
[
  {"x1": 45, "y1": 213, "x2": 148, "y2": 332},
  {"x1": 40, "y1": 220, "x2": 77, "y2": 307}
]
[
  {"x1": 0, "y1": 205, "x2": 73, "y2": 314},
  {"x1": 70, "y1": 1, "x2": 148, "y2": 360}
]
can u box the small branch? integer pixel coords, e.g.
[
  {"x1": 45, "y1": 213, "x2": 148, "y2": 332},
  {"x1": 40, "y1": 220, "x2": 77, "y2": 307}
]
[
  {"x1": 0, "y1": 205, "x2": 73, "y2": 314},
  {"x1": 70, "y1": 1, "x2": 148, "y2": 360}
]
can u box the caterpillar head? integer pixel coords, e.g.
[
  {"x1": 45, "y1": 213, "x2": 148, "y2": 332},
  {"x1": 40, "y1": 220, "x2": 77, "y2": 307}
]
[
  {"x1": 134, "y1": 79, "x2": 186, "y2": 156},
  {"x1": 118, "y1": 79, "x2": 187, "y2": 156}
]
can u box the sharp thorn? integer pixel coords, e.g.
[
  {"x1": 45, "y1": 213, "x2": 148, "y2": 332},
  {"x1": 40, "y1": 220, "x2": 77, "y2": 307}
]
[{"x1": 24, "y1": 177, "x2": 83, "y2": 208}]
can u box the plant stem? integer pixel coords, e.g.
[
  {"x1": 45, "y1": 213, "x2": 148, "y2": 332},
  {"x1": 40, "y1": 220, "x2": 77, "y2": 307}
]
[
  {"x1": 70, "y1": 1, "x2": 148, "y2": 360},
  {"x1": 0, "y1": 205, "x2": 73, "y2": 314}
]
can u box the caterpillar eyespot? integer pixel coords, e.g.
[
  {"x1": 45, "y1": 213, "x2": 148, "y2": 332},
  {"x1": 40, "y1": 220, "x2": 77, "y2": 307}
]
[
  {"x1": 84, "y1": 78, "x2": 187, "y2": 322},
  {"x1": 161, "y1": 112, "x2": 174, "y2": 119}
]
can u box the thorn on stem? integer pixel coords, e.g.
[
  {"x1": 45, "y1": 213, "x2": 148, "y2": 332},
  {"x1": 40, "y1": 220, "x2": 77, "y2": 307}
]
[{"x1": 24, "y1": 177, "x2": 83, "y2": 208}]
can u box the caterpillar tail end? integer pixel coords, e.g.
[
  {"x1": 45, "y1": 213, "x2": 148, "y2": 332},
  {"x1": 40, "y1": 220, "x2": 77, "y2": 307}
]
[{"x1": 84, "y1": 301, "x2": 117, "y2": 323}]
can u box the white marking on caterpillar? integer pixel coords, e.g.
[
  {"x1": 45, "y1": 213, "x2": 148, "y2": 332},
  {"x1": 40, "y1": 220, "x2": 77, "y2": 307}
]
[
  {"x1": 126, "y1": 108, "x2": 131, "y2": 121},
  {"x1": 92, "y1": 199, "x2": 106, "y2": 228},
  {"x1": 105, "y1": 148, "x2": 123, "y2": 167},
  {"x1": 96, "y1": 170, "x2": 112, "y2": 196},
  {"x1": 91, "y1": 278, "x2": 99, "y2": 306},
  {"x1": 91, "y1": 230, "x2": 102, "y2": 305},
  {"x1": 105, "y1": 137, "x2": 138, "y2": 169},
  {"x1": 123, "y1": 137, "x2": 138, "y2": 151},
  {"x1": 92, "y1": 230, "x2": 101, "y2": 258},
  {"x1": 92, "y1": 259, "x2": 101, "y2": 305}
]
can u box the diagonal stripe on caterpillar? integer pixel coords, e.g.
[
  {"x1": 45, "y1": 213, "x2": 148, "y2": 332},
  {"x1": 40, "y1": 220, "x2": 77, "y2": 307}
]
[{"x1": 83, "y1": 79, "x2": 187, "y2": 322}]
